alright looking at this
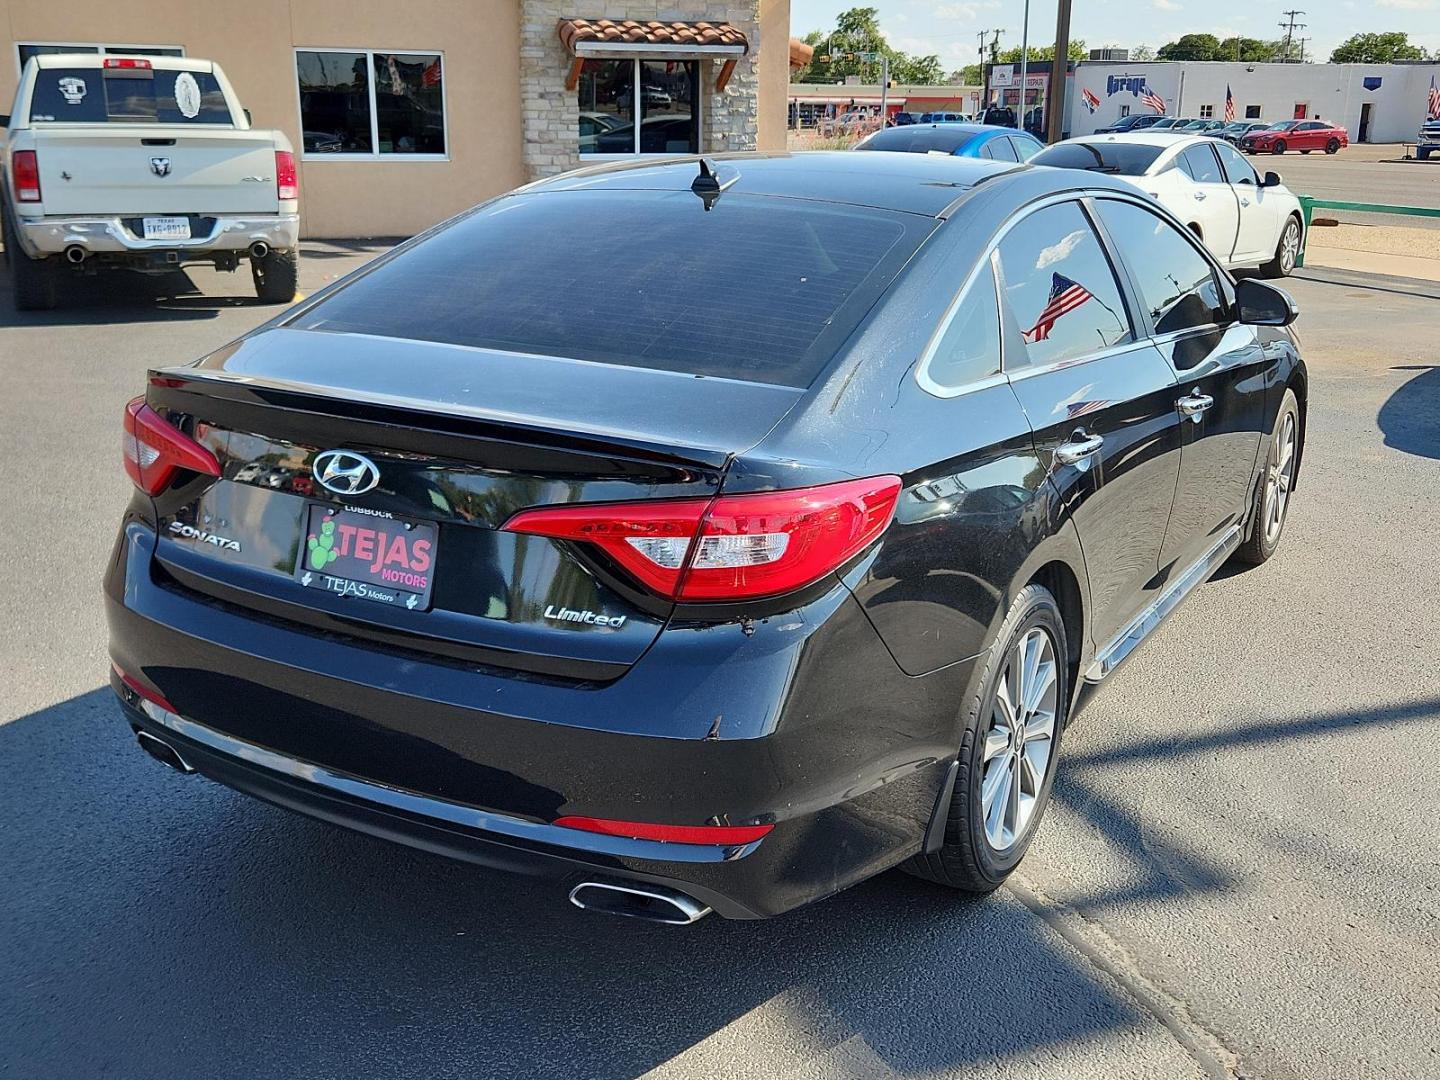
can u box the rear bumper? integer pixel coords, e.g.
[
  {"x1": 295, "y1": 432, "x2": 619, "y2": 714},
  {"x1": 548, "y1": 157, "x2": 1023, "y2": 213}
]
[
  {"x1": 106, "y1": 520, "x2": 967, "y2": 918},
  {"x1": 13, "y1": 212, "x2": 299, "y2": 258}
]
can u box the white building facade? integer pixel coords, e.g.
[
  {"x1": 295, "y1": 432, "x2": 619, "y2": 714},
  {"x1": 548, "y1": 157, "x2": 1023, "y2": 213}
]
[{"x1": 1068, "y1": 61, "x2": 1440, "y2": 143}]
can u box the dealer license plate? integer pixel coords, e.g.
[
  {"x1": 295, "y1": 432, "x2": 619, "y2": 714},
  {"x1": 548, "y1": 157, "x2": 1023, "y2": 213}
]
[
  {"x1": 295, "y1": 505, "x2": 437, "y2": 611},
  {"x1": 142, "y1": 216, "x2": 191, "y2": 241}
]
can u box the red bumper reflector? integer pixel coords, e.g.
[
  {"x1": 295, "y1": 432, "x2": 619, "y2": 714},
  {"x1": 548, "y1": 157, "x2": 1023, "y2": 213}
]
[
  {"x1": 553, "y1": 816, "x2": 773, "y2": 846},
  {"x1": 112, "y1": 663, "x2": 178, "y2": 714}
]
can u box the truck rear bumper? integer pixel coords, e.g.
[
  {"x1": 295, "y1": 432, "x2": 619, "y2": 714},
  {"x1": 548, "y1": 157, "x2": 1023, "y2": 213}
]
[{"x1": 13, "y1": 212, "x2": 299, "y2": 258}]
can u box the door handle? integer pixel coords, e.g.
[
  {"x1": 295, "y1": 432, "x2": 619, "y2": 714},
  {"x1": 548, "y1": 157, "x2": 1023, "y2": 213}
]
[
  {"x1": 1240, "y1": 197, "x2": 1252, "y2": 206},
  {"x1": 1176, "y1": 388, "x2": 1215, "y2": 421},
  {"x1": 1194, "y1": 191, "x2": 1207, "y2": 200},
  {"x1": 1055, "y1": 430, "x2": 1105, "y2": 465}
]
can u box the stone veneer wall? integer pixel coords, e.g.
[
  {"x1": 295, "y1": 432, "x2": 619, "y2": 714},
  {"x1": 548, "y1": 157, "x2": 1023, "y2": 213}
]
[{"x1": 520, "y1": 0, "x2": 762, "y2": 179}]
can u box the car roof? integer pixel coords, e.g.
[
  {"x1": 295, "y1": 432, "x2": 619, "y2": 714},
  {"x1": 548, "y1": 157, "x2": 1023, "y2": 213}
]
[
  {"x1": 1069, "y1": 131, "x2": 1198, "y2": 148},
  {"x1": 526, "y1": 151, "x2": 1032, "y2": 217},
  {"x1": 30, "y1": 53, "x2": 214, "y2": 73}
]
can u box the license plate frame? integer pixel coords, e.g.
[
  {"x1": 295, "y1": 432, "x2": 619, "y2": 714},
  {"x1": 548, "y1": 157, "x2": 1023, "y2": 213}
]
[
  {"x1": 141, "y1": 216, "x2": 191, "y2": 241},
  {"x1": 294, "y1": 505, "x2": 438, "y2": 612}
]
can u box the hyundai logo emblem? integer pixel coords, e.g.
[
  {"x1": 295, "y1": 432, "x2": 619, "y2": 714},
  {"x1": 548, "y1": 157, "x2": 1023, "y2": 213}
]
[{"x1": 313, "y1": 450, "x2": 381, "y2": 496}]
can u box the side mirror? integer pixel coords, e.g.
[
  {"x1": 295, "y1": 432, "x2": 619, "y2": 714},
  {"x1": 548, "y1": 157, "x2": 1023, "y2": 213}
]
[
  {"x1": 1262, "y1": 170, "x2": 1283, "y2": 188},
  {"x1": 243, "y1": 108, "x2": 253, "y2": 126},
  {"x1": 1235, "y1": 278, "x2": 1298, "y2": 327}
]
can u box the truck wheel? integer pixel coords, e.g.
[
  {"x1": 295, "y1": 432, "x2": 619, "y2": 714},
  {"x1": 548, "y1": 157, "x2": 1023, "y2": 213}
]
[
  {"x1": 1419, "y1": 148, "x2": 1432, "y2": 161},
  {"x1": 5, "y1": 214, "x2": 58, "y2": 311},
  {"x1": 1325, "y1": 138, "x2": 1341, "y2": 155},
  {"x1": 252, "y1": 248, "x2": 299, "y2": 303}
]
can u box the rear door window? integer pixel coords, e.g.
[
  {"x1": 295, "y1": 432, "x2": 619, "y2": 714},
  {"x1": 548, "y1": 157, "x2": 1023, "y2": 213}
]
[
  {"x1": 291, "y1": 190, "x2": 927, "y2": 387},
  {"x1": 30, "y1": 66, "x2": 232, "y2": 124},
  {"x1": 996, "y1": 200, "x2": 1132, "y2": 369}
]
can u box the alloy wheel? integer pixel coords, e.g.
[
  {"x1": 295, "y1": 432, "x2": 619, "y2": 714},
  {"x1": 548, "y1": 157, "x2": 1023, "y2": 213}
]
[
  {"x1": 980, "y1": 627, "x2": 1058, "y2": 852},
  {"x1": 1263, "y1": 411, "x2": 1297, "y2": 545},
  {"x1": 1280, "y1": 221, "x2": 1299, "y2": 273}
]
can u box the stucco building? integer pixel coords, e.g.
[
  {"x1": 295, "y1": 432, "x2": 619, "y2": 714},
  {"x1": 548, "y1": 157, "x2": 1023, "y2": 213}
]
[{"x1": 1, "y1": 0, "x2": 791, "y2": 236}]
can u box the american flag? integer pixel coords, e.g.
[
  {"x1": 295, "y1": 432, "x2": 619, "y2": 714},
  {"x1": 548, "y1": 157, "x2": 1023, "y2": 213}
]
[
  {"x1": 1081, "y1": 87, "x2": 1101, "y2": 114},
  {"x1": 1141, "y1": 85, "x2": 1166, "y2": 114},
  {"x1": 1023, "y1": 273, "x2": 1094, "y2": 344},
  {"x1": 1224, "y1": 85, "x2": 1235, "y2": 123},
  {"x1": 1429, "y1": 75, "x2": 1440, "y2": 121}
]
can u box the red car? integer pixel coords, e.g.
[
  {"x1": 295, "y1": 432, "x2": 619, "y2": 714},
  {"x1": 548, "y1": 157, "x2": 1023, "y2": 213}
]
[{"x1": 1241, "y1": 119, "x2": 1349, "y2": 155}]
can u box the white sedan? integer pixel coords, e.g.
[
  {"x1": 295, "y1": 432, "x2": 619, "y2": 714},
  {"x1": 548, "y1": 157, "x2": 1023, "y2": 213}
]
[{"x1": 1030, "y1": 133, "x2": 1304, "y2": 277}]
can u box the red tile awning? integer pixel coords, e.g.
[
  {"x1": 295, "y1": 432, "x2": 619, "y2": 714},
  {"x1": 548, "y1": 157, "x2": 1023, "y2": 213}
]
[{"x1": 557, "y1": 19, "x2": 749, "y2": 57}]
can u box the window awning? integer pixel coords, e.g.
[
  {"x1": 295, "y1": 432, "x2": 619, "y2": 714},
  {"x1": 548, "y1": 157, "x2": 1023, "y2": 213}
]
[{"x1": 559, "y1": 19, "x2": 750, "y2": 91}]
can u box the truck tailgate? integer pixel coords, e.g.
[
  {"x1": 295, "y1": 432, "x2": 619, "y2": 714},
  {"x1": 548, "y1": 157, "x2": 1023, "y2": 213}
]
[{"x1": 32, "y1": 128, "x2": 280, "y2": 216}]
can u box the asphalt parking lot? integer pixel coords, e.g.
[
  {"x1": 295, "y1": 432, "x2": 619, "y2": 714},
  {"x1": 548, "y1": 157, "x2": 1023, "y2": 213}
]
[
  {"x1": 2, "y1": 248, "x2": 1437, "y2": 1079},
  {"x1": 1263, "y1": 142, "x2": 1440, "y2": 229}
]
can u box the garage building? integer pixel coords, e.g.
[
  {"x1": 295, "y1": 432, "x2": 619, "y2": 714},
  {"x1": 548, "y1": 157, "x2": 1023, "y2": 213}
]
[{"x1": 1, "y1": 0, "x2": 792, "y2": 236}]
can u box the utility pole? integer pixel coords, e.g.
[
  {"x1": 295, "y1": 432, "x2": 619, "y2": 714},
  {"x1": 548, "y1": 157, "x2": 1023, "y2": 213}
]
[
  {"x1": 1045, "y1": 0, "x2": 1072, "y2": 143},
  {"x1": 1279, "y1": 10, "x2": 1306, "y2": 63},
  {"x1": 1297, "y1": 37, "x2": 1310, "y2": 63},
  {"x1": 1018, "y1": 0, "x2": 1031, "y2": 131},
  {"x1": 980, "y1": 29, "x2": 1003, "y2": 110}
]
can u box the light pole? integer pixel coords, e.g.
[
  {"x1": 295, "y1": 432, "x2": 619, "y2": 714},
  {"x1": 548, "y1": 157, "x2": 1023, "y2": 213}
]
[{"x1": 1017, "y1": 0, "x2": 1030, "y2": 130}]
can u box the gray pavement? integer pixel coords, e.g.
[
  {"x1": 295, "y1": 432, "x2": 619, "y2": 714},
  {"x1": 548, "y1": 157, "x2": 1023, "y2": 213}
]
[
  {"x1": 1271, "y1": 142, "x2": 1440, "y2": 229},
  {"x1": 1, "y1": 248, "x2": 1437, "y2": 1079}
]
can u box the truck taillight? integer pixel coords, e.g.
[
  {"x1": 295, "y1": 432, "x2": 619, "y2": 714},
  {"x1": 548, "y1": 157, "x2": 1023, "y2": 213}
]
[
  {"x1": 275, "y1": 150, "x2": 298, "y2": 201},
  {"x1": 122, "y1": 397, "x2": 221, "y2": 496},
  {"x1": 502, "y1": 476, "x2": 902, "y2": 602},
  {"x1": 12, "y1": 150, "x2": 40, "y2": 203},
  {"x1": 103, "y1": 58, "x2": 152, "y2": 69}
]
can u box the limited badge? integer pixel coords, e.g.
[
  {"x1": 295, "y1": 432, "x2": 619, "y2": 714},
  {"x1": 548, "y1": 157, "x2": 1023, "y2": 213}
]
[
  {"x1": 174, "y1": 71, "x2": 201, "y2": 118},
  {"x1": 58, "y1": 77, "x2": 87, "y2": 105}
]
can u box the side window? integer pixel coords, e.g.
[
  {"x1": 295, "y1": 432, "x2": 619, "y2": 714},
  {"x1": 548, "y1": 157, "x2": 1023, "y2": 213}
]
[
  {"x1": 1213, "y1": 142, "x2": 1259, "y2": 185},
  {"x1": 1010, "y1": 136, "x2": 1040, "y2": 162},
  {"x1": 1179, "y1": 145, "x2": 1222, "y2": 183},
  {"x1": 1095, "y1": 199, "x2": 1227, "y2": 345},
  {"x1": 984, "y1": 137, "x2": 1019, "y2": 162},
  {"x1": 922, "y1": 257, "x2": 1002, "y2": 393},
  {"x1": 996, "y1": 201, "x2": 1132, "y2": 369}
]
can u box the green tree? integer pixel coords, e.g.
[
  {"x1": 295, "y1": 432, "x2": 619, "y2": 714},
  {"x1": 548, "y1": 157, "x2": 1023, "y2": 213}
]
[
  {"x1": 1329, "y1": 31, "x2": 1425, "y2": 63},
  {"x1": 1131, "y1": 44, "x2": 1156, "y2": 62},
  {"x1": 794, "y1": 6, "x2": 942, "y2": 86},
  {"x1": 1157, "y1": 33, "x2": 1224, "y2": 61},
  {"x1": 995, "y1": 40, "x2": 1088, "y2": 64},
  {"x1": 1216, "y1": 37, "x2": 1281, "y2": 62},
  {"x1": 947, "y1": 64, "x2": 983, "y2": 85}
]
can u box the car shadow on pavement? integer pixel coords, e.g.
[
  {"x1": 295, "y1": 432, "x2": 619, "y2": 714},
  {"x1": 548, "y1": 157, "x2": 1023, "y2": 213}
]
[
  {"x1": 1378, "y1": 365, "x2": 1440, "y2": 460},
  {"x1": 3, "y1": 688, "x2": 1192, "y2": 1080},
  {"x1": 0, "y1": 261, "x2": 266, "y2": 326}
]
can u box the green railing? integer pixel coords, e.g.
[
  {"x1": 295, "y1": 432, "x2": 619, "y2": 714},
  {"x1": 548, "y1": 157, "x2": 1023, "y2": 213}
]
[{"x1": 1296, "y1": 196, "x2": 1440, "y2": 268}]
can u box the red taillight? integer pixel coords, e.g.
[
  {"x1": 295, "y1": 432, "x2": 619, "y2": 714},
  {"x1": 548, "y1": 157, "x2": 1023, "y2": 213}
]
[
  {"x1": 122, "y1": 397, "x2": 221, "y2": 495},
  {"x1": 103, "y1": 57, "x2": 152, "y2": 69},
  {"x1": 553, "y1": 816, "x2": 773, "y2": 846},
  {"x1": 112, "y1": 662, "x2": 178, "y2": 714},
  {"x1": 12, "y1": 150, "x2": 40, "y2": 203},
  {"x1": 275, "y1": 150, "x2": 298, "y2": 201},
  {"x1": 503, "y1": 475, "x2": 902, "y2": 602}
]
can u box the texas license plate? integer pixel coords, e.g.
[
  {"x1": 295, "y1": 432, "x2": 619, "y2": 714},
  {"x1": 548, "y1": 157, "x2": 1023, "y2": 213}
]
[
  {"x1": 142, "y1": 216, "x2": 191, "y2": 241},
  {"x1": 295, "y1": 505, "x2": 437, "y2": 611}
]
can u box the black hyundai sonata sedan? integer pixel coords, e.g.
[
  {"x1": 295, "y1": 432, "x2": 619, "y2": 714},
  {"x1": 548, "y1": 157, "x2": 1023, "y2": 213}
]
[{"x1": 107, "y1": 152, "x2": 1305, "y2": 922}]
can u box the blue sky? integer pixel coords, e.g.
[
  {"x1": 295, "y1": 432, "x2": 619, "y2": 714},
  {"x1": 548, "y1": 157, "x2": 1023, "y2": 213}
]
[{"x1": 789, "y1": 0, "x2": 1440, "y2": 75}]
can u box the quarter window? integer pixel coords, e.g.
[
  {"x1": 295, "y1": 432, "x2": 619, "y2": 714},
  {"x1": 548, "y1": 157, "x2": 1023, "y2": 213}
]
[
  {"x1": 295, "y1": 49, "x2": 446, "y2": 157},
  {"x1": 1094, "y1": 200, "x2": 1226, "y2": 344},
  {"x1": 579, "y1": 59, "x2": 699, "y2": 155},
  {"x1": 923, "y1": 257, "x2": 1002, "y2": 392},
  {"x1": 996, "y1": 201, "x2": 1131, "y2": 368}
]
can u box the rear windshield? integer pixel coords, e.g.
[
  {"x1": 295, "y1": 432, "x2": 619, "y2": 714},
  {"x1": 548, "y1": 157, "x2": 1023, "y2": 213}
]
[
  {"x1": 856, "y1": 127, "x2": 976, "y2": 155},
  {"x1": 29, "y1": 67, "x2": 233, "y2": 124},
  {"x1": 1030, "y1": 141, "x2": 1167, "y2": 175},
  {"x1": 290, "y1": 190, "x2": 924, "y2": 387}
]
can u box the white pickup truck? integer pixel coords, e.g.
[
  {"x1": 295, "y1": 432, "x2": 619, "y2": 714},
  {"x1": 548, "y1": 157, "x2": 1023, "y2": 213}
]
[{"x1": 1, "y1": 54, "x2": 299, "y2": 310}]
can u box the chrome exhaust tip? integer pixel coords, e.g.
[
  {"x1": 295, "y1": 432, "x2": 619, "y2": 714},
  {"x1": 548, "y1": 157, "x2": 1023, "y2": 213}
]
[
  {"x1": 248, "y1": 241, "x2": 270, "y2": 260},
  {"x1": 64, "y1": 245, "x2": 87, "y2": 264},
  {"x1": 568, "y1": 881, "x2": 712, "y2": 925},
  {"x1": 134, "y1": 728, "x2": 195, "y2": 774}
]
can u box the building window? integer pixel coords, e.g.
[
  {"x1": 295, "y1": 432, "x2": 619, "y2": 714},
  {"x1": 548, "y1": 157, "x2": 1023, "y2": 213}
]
[
  {"x1": 1245, "y1": 104, "x2": 1261, "y2": 119},
  {"x1": 17, "y1": 43, "x2": 183, "y2": 69},
  {"x1": 295, "y1": 49, "x2": 446, "y2": 158},
  {"x1": 578, "y1": 58, "x2": 699, "y2": 155},
  {"x1": 1119, "y1": 104, "x2": 1131, "y2": 118},
  {"x1": 1199, "y1": 104, "x2": 1214, "y2": 119}
]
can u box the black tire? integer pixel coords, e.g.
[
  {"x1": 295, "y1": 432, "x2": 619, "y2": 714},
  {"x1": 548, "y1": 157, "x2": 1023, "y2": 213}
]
[
  {"x1": 251, "y1": 248, "x2": 299, "y2": 303},
  {"x1": 1260, "y1": 216, "x2": 1301, "y2": 278},
  {"x1": 1325, "y1": 138, "x2": 1340, "y2": 155},
  {"x1": 904, "y1": 584, "x2": 1069, "y2": 892},
  {"x1": 1235, "y1": 389, "x2": 1300, "y2": 566},
  {"x1": 1419, "y1": 148, "x2": 1431, "y2": 161},
  {"x1": 4, "y1": 213, "x2": 58, "y2": 311},
  {"x1": 1272, "y1": 139, "x2": 1287, "y2": 155}
]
